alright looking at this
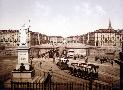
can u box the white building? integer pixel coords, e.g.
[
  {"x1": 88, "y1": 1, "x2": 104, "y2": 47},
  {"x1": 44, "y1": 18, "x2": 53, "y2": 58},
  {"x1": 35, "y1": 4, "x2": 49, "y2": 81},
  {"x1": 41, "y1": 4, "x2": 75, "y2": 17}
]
[
  {"x1": 84, "y1": 20, "x2": 123, "y2": 48},
  {"x1": 49, "y1": 36, "x2": 64, "y2": 44},
  {"x1": 94, "y1": 20, "x2": 122, "y2": 47},
  {"x1": 66, "y1": 36, "x2": 81, "y2": 43}
]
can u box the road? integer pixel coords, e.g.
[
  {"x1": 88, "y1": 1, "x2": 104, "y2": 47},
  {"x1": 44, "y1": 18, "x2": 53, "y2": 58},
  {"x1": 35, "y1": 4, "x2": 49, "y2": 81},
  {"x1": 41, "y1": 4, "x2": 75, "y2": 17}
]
[
  {"x1": 32, "y1": 57, "x2": 120, "y2": 86},
  {"x1": 32, "y1": 58, "x2": 88, "y2": 83}
]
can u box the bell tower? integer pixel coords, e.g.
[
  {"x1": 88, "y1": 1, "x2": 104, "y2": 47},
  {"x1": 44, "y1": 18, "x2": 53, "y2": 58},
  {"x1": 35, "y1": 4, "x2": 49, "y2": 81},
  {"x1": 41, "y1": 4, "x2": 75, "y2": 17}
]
[{"x1": 108, "y1": 19, "x2": 112, "y2": 30}]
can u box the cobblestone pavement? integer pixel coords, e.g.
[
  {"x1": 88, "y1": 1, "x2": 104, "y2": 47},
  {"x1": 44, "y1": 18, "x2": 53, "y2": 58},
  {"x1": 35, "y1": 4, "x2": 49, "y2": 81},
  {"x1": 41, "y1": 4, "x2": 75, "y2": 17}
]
[
  {"x1": 32, "y1": 57, "x2": 120, "y2": 85},
  {"x1": 0, "y1": 58, "x2": 16, "y2": 77},
  {"x1": 1, "y1": 56, "x2": 120, "y2": 87},
  {"x1": 32, "y1": 58, "x2": 88, "y2": 83}
]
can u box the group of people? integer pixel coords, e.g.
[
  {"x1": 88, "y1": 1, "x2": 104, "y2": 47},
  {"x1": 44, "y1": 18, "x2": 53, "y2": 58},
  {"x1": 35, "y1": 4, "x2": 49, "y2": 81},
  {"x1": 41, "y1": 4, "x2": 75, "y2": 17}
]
[{"x1": 95, "y1": 55, "x2": 114, "y2": 66}]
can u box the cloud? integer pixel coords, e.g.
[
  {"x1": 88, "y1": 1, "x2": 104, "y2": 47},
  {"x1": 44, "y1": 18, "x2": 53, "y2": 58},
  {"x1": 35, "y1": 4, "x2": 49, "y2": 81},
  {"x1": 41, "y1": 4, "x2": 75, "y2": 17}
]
[
  {"x1": 82, "y1": 2, "x2": 90, "y2": 9},
  {"x1": 31, "y1": 14, "x2": 71, "y2": 37},
  {"x1": 95, "y1": 5, "x2": 106, "y2": 15},
  {"x1": 81, "y1": 2, "x2": 92, "y2": 15},
  {"x1": 53, "y1": 14, "x2": 70, "y2": 25},
  {"x1": 34, "y1": 1, "x2": 51, "y2": 17},
  {"x1": 74, "y1": 5, "x2": 80, "y2": 13},
  {"x1": 74, "y1": 2, "x2": 106, "y2": 16},
  {"x1": 32, "y1": 1, "x2": 107, "y2": 37},
  {"x1": 74, "y1": 2, "x2": 92, "y2": 15}
]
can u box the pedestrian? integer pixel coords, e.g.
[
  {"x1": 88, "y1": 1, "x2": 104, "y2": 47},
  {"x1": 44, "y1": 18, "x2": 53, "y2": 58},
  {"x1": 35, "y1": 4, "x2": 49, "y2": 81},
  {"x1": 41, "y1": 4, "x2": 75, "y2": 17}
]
[
  {"x1": 44, "y1": 55, "x2": 46, "y2": 59},
  {"x1": 85, "y1": 56, "x2": 88, "y2": 63},
  {"x1": 53, "y1": 56, "x2": 55, "y2": 63},
  {"x1": 74, "y1": 55, "x2": 76, "y2": 60},
  {"x1": 111, "y1": 60, "x2": 113, "y2": 66},
  {"x1": 100, "y1": 59, "x2": 102, "y2": 64},
  {"x1": 40, "y1": 62, "x2": 42, "y2": 68}
]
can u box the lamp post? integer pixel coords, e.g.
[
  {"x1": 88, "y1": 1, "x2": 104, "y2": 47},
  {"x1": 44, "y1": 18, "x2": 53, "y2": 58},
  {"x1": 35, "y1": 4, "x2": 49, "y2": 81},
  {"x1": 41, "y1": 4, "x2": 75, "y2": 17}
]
[
  {"x1": 122, "y1": 41, "x2": 123, "y2": 52},
  {"x1": 121, "y1": 41, "x2": 123, "y2": 90}
]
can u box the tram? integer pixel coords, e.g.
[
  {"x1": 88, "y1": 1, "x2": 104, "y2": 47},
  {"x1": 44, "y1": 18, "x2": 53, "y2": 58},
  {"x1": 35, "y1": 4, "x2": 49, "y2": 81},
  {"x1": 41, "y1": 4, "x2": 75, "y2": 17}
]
[
  {"x1": 68, "y1": 62, "x2": 99, "y2": 80},
  {"x1": 56, "y1": 57, "x2": 69, "y2": 70},
  {"x1": 57, "y1": 58, "x2": 99, "y2": 80}
]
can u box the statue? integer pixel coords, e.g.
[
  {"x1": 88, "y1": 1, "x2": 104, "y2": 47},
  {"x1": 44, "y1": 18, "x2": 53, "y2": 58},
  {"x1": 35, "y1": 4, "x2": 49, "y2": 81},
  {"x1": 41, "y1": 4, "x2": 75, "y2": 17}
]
[
  {"x1": 20, "y1": 63, "x2": 26, "y2": 72},
  {"x1": 19, "y1": 24, "x2": 28, "y2": 47}
]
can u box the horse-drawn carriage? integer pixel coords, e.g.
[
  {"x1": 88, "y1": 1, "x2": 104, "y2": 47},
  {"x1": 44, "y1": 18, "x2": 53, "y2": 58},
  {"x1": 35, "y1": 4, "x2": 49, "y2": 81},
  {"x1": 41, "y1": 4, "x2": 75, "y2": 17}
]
[{"x1": 95, "y1": 48, "x2": 115, "y2": 64}]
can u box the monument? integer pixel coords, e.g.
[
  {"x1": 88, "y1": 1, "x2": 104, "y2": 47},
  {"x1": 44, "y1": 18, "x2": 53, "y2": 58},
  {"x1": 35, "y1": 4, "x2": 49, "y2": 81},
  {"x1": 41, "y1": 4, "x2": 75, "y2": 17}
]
[
  {"x1": 12, "y1": 21, "x2": 50, "y2": 84},
  {"x1": 16, "y1": 24, "x2": 30, "y2": 70},
  {"x1": 12, "y1": 22, "x2": 35, "y2": 82}
]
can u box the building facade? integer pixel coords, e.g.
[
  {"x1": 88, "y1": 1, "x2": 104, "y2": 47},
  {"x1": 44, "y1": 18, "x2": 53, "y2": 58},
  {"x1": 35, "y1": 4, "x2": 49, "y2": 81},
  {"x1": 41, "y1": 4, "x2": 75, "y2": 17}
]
[
  {"x1": 0, "y1": 30, "x2": 19, "y2": 47},
  {"x1": 93, "y1": 20, "x2": 122, "y2": 47},
  {"x1": 0, "y1": 30, "x2": 49, "y2": 47},
  {"x1": 0, "y1": 20, "x2": 122, "y2": 48},
  {"x1": 94, "y1": 29, "x2": 117, "y2": 47},
  {"x1": 80, "y1": 20, "x2": 123, "y2": 47},
  {"x1": 49, "y1": 36, "x2": 64, "y2": 44},
  {"x1": 66, "y1": 36, "x2": 81, "y2": 43}
]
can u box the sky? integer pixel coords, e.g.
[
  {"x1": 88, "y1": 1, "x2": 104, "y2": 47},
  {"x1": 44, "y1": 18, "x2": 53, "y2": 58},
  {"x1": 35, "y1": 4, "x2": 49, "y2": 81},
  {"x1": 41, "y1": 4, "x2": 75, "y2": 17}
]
[{"x1": 0, "y1": 0, "x2": 123, "y2": 37}]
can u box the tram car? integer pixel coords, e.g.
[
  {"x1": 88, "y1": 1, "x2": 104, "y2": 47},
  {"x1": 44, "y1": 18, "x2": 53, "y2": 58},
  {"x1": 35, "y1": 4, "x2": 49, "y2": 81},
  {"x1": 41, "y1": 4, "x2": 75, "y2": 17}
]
[
  {"x1": 68, "y1": 63, "x2": 99, "y2": 80},
  {"x1": 56, "y1": 57, "x2": 69, "y2": 70},
  {"x1": 56, "y1": 57, "x2": 99, "y2": 80}
]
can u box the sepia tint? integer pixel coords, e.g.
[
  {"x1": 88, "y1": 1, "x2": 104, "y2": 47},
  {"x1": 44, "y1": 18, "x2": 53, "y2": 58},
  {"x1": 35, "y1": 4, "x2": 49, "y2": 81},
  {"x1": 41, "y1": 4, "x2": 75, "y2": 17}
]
[{"x1": 0, "y1": 0, "x2": 122, "y2": 90}]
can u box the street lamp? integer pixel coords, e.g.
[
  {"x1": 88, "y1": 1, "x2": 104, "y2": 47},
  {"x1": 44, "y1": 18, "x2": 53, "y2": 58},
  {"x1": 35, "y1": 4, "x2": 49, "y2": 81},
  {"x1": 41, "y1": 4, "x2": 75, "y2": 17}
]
[{"x1": 121, "y1": 41, "x2": 123, "y2": 52}]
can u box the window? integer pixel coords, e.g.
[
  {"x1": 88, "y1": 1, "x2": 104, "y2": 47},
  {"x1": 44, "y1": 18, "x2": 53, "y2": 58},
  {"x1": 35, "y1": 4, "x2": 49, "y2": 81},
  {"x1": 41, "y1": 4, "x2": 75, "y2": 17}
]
[
  {"x1": 5, "y1": 39, "x2": 8, "y2": 42},
  {"x1": 103, "y1": 35, "x2": 104, "y2": 39},
  {"x1": 10, "y1": 39, "x2": 12, "y2": 42},
  {"x1": 108, "y1": 36, "x2": 109, "y2": 40},
  {"x1": 113, "y1": 43, "x2": 116, "y2": 46},
  {"x1": 109, "y1": 39, "x2": 112, "y2": 43},
  {"x1": 105, "y1": 38, "x2": 107, "y2": 43},
  {"x1": 112, "y1": 37, "x2": 114, "y2": 40},
  {"x1": 0, "y1": 39, "x2": 3, "y2": 42},
  {"x1": 96, "y1": 41, "x2": 98, "y2": 46}
]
